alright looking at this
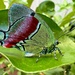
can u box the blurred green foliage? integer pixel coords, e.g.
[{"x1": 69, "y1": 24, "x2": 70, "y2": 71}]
[
  {"x1": 8, "y1": 0, "x2": 33, "y2": 7},
  {"x1": 36, "y1": 1, "x2": 55, "y2": 17},
  {"x1": 0, "y1": 0, "x2": 5, "y2": 10}
]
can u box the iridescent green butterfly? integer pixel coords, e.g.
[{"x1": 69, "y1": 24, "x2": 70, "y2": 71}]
[{"x1": 0, "y1": 4, "x2": 62, "y2": 62}]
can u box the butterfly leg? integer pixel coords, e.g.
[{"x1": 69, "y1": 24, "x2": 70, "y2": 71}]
[
  {"x1": 53, "y1": 47, "x2": 63, "y2": 59},
  {"x1": 48, "y1": 46, "x2": 59, "y2": 59},
  {"x1": 36, "y1": 53, "x2": 42, "y2": 63},
  {"x1": 55, "y1": 47, "x2": 63, "y2": 56},
  {"x1": 53, "y1": 49, "x2": 58, "y2": 60},
  {"x1": 36, "y1": 47, "x2": 48, "y2": 63}
]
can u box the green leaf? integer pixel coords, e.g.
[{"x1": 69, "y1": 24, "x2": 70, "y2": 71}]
[
  {"x1": 70, "y1": 64, "x2": 75, "y2": 74},
  {"x1": 44, "y1": 67, "x2": 64, "y2": 75},
  {"x1": 27, "y1": 0, "x2": 34, "y2": 7},
  {"x1": 8, "y1": 0, "x2": 33, "y2": 8},
  {"x1": 36, "y1": 1, "x2": 55, "y2": 12},
  {"x1": 36, "y1": 1, "x2": 55, "y2": 17},
  {"x1": 0, "y1": 36, "x2": 75, "y2": 73},
  {"x1": 0, "y1": 0, "x2": 5, "y2": 10},
  {"x1": 60, "y1": 11, "x2": 75, "y2": 26},
  {"x1": 57, "y1": 0, "x2": 72, "y2": 11},
  {"x1": 72, "y1": 0, "x2": 75, "y2": 2},
  {"x1": 8, "y1": 0, "x2": 27, "y2": 8},
  {"x1": 0, "y1": 10, "x2": 8, "y2": 30}
]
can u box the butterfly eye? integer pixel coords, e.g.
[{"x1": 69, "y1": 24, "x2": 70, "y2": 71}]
[{"x1": 30, "y1": 12, "x2": 35, "y2": 16}]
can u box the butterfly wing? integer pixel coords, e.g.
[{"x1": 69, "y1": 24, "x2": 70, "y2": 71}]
[
  {"x1": 9, "y1": 3, "x2": 34, "y2": 25},
  {"x1": 25, "y1": 22, "x2": 55, "y2": 55},
  {"x1": 8, "y1": 4, "x2": 55, "y2": 56}
]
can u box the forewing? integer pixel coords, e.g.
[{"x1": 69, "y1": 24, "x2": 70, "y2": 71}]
[
  {"x1": 7, "y1": 16, "x2": 25, "y2": 35},
  {"x1": 9, "y1": 4, "x2": 34, "y2": 25}
]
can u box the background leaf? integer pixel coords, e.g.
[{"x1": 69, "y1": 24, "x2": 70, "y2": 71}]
[
  {"x1": 0, "y1": 0, "x2": 5, "y2": 10},
  {"x1": 60, "y1": 11, "x2": 75, "y2": 27},
  {"x1": 0, "y1": 10, "x2": 8, "y2": 30},
  {"x1": 8, "y1": 0, "x2": 33, "y2": 8},
  {"x1": 27, "y1": 0, "x2": 34, "y2": 7},
  {"x1": 36, "y1": 1, "x2": 55, "y2": 17}
]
